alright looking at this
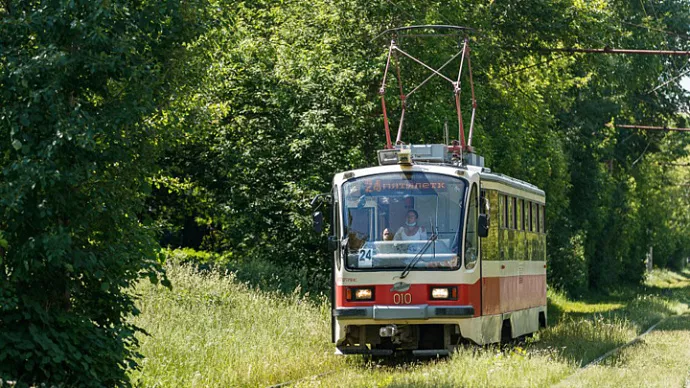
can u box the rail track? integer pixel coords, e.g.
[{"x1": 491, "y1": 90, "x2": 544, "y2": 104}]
[
  {"x1": 267, "y1": 313, "x2": 686, "y2": 387},
  {"x1": 267, "y1": 369, "x2": 341, "y2": 388},
  {"x1": 551, "y1": 316, "x2": 669, "y2": 387}
]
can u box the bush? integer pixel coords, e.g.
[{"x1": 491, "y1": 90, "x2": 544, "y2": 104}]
[
  {"x1": 0, "y1": 1, "x2": 206, "y2": 386},
  {"x1": 164, "y1": 248, "x2": 330, "y2": 298}
]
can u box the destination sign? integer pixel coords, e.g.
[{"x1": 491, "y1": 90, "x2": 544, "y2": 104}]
[{"x1": 363, "y1": 179, "x2": 448, "y2": 194}]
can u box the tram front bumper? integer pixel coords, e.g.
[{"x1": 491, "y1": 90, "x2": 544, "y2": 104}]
[{"x1": 333, "y1": 304, "x2": 474, "y2": 320}]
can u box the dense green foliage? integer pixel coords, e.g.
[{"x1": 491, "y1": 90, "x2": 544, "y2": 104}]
[
  {"x1": 1, "y1": 0, "x2": 690, "y2": 384},
  {"x1": 150, "y1": 0, "x2": 690, "y2": 295},
  {"x1": 0, "y1": 0, "x2": 205, "y2": 386}
]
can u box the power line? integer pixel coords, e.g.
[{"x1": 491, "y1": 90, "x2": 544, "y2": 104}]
[
  {"x1": 618, "y1": 10, "x2": 690, "y2": 92},
  {"x1": 495, "y1": 54, "x2": 567, "y2": 80},
  {"x1": 621, "y1": 18, "x2": 690, "y2": 41},
  {"x1": 649, "y1": 66, "x2": 690, "y2": 93},
  {"x1": 517, "y1": 46, "x2": 690, "y2": 56},
  {"x1": 384, "y1": 0, "x2": 416, "y2": 25},
  {"x1": 616, "y1": 124, "x2": 690, "y2": 132}
]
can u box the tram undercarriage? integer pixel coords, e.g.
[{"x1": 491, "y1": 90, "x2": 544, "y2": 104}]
[
  {"x1": 335, "y1": 307, "x2": 547, "y2": 356},
  {"x1": 336, "y1": 323, "x2": 461, "y2": 356}
]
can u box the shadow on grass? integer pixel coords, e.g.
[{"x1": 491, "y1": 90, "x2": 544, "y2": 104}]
[
  {"x1": 536, "y1": 277, "x2": 690, "y2": 367},
  {"x1": 547, "y1": 297, "x2": 566, "y2": 325}
]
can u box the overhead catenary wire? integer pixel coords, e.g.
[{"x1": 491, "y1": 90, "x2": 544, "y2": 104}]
[
  {"x1": 615, "y1": 124, "x2": 690, "y2": 132},
  {"x1": 623, "y1": 6, "x2": 690, "y2": 93},
  {"x1": 490, "y1": 45, "x2": 689, "y2": 131},
  {"x1": 648, "y1": 66, "x2": 690, "y2": 93},
  {"x1": 621, "y1": 20, "x2": 690, "y2": 40},
  {"x1": 374, "y1": 24, "x2": 690, "y2": 155},
  {"x1": 494, "y1": 54, "x2": 568, "y2": 80},
  {"x1": 512, "y1": 46, "x2": 690, "y2": 56}
]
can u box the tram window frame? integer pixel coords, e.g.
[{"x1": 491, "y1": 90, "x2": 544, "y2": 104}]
[
  {"x1": 503, "y1": 195, "x2": 509, "y2": 229},
  {"x1": 512, "y1": 197, "x2": 518, "y2": 230},
  {"x1": 540, "y1": 204, "x2": 546, "y2": 233},
  {"x1": 332, "y1": 187, "x2": 341, "y2": 270},
  {"x1": 465, "y1": 184, "x2": 479, "y2": 269},
  {"x1": 528, "y1": 202, "x2": 534, "y2": 232}
]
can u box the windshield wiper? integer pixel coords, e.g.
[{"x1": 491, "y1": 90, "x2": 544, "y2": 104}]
[{"x1": 397, "y1": 232, "x2": 438, "y2": 279}]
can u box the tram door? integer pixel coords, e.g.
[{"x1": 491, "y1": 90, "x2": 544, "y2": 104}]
[
  {"x1": 480, "y1": 188, "x2": 501, "y2": 316},
  {"x1": 465, "y1": 184, "x2": 482, "y2": 318}
]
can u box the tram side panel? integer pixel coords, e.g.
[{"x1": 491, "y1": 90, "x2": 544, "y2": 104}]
[{"x1": 480, "y1": 184, "x2": 547, "y2": 338}]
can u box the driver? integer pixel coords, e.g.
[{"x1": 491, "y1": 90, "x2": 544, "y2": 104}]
[{"x1": 382, "y1": 209, "x2": 428, "y2": 241}]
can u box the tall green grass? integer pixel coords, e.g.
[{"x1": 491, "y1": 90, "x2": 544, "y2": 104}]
[
  {"x1": 129, "y1": 264, "x2": 345, "y2": 387},
  {"x1": 129, "y1": 252, "x2": 690, "y2": 387}
]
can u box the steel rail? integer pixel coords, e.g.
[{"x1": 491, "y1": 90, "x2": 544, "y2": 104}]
[
  {"x1": 268, "y1": 313, "x2": 685, "y2": 387},
  {"x1": 551, "y1": 316, "x2": 672, "y2": 388},
  {"x1": 267, "y1": 369, "x2": 340, "y2": 388}
]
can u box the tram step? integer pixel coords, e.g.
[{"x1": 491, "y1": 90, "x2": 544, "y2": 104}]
[
  {"x1": 335, "y1": 347, "x2": 394, "y2": 356},
  {"x1": 412, "y1": 349, "x2": 450, "y2": 357}
]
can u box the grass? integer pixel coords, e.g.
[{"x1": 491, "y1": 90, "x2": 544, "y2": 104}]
[
  {"x1": 129, "y1": 264, "x2": 345, "y2": 387},
  {"x1": 129, "y1": 256, "x2": 690, "y2": 387},
  {"x1": 554, "y1": 315, "x2": 690, "y2": 388}
]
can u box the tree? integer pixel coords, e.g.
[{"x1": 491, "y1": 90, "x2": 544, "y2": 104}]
[
  {"x1": 0, "y1": 1, "x2": 205, "y2": 385},
  {"x1": 148, "y1": 0, "x2": 690, "y2": 297}
]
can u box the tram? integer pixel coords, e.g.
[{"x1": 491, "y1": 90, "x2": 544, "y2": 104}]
[{"x1": 312, "y1": 26, "x2": 547, "y2": 356}]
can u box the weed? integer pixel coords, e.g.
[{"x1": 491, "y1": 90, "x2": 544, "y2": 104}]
[{"x1": 129, "y1": 261, "x2": 690, "y2": 387}]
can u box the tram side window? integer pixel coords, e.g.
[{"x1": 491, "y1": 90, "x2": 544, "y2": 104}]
[
  {"x1": 520, "y1": 199, "x2": 526, "y2": 230},
  {"x1": 528, "y1": 201, "x2": 533, "y2": 232},
  {"x1": 540, "y1": 204, "x2": 546, "y2": 233},
  {"x1": 536, "y1": 204, "x2": 541, "y2": 234},
  {"x1": 512, "y1": 197, "x2": 518, "y2": 230},
  {"x1": 502, "y1": 195, "x2": 509, "y2": 229},
  {"x1": 465, "y1": 184, "x2": 479, "y2": 269}
]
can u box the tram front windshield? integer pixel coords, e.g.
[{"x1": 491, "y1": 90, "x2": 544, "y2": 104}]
[{"x1": 341, "y1": 172, "x2": 466, "y2": 270}]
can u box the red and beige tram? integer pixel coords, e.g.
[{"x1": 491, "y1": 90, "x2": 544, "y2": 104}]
[
  {"x1": 312, "y1": 26, "x2": 547, "y2": 356},
  {"x1": 319, "y1": 145, "x2": 547, "y2": 356}
]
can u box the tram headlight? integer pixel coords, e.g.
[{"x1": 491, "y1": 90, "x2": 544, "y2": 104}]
[
  {"x1": 346, "y1": 287, "x2": 375, "y2": 301},
  {"x1": 430, "y1": 286, "x2": 458, "y2": 300},
  {"x1": 377, "y1": 149, "x2": 399, "y2": 165}
]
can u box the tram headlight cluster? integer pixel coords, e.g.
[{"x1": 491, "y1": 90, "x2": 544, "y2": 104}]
[
  {"x1": 430, "y1": 286, "x2": 458, "y2": 300},
  {"x1": 346, "y1": 287, "x2": 375, "y2": 301}
]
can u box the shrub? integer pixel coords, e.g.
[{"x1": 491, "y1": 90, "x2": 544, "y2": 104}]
[{"x1": 0, "y1": 1, "x2": 205, "y2": 386}]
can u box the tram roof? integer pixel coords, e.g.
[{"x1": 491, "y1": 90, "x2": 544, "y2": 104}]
[
  {"x1": 334, "y1": 163, "x2": 545, "y2": 198},
  {"x1": 479, "y1": 171, "x2": 545, "y2": 197}
]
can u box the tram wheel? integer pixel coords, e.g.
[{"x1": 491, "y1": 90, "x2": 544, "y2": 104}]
[{"x1": 500, "y1": 319, "x2": 512, "y2": 344}]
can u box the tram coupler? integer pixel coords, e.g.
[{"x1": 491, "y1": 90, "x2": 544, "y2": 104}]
[{"x1": 379, "y1": 324, "x2": 398, "y2": 338}]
